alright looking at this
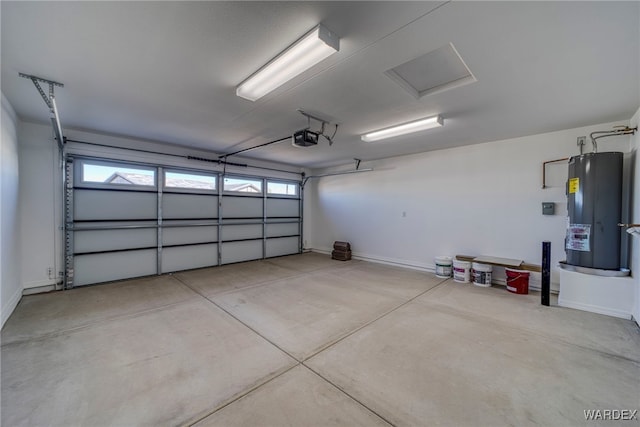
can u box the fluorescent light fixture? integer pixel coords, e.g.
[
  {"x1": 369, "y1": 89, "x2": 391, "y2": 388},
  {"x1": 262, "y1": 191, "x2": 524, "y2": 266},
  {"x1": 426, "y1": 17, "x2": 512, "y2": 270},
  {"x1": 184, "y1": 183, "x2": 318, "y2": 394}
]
[
  {"x1": 236, "y1": 24, "x2": 339, "y2": 102},
  {"x1": 361, "y1": 115, "x2": 444, "y2": 142}
]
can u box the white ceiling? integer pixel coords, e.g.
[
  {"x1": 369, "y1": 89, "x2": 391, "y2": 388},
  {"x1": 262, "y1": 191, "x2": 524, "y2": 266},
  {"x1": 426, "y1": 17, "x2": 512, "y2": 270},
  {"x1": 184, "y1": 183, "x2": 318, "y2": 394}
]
[{"x1": 2, "y1": 1, "x2": 639, "y2": 168}]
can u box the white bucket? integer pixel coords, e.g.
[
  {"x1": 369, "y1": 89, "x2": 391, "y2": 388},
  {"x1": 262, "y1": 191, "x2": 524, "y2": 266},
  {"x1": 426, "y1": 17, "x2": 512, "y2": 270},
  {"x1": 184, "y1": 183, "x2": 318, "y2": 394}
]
[
  {"x1": 453, "y1": 260, "x2": 471, "y2": 283},
  {"x1": 435, "y1": 256, "x2": 453, "y2": 278},
  {"x1": 472, "y1": 262, "x2": 492, "y2": 287}
]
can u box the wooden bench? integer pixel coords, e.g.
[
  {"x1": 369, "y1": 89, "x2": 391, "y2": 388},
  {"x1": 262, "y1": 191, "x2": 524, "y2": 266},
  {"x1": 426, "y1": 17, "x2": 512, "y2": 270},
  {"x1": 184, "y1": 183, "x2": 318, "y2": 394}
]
[{"x1": 455, "y1": 255, "x2": 541, "y2": 273}]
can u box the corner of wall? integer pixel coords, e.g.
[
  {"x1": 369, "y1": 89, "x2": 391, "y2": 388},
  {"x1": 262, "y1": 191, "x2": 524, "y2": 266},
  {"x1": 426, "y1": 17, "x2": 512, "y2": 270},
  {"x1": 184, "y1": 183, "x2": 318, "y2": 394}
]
[
  {"x1": 2, "y1": 93, "x2": 18, "y2": 124},
  {"x1": 1, "y1": 92, "x2": 22, "y2": 328},
  {"x1": 630, "y1": 106, "x2": 640, "y2": 325},
  {"x1": 628, "y1": 0, "x2": 639, "y2": 325},
  {"x1": 1, "y1": 286, "x2": 22, "y2": 327}
]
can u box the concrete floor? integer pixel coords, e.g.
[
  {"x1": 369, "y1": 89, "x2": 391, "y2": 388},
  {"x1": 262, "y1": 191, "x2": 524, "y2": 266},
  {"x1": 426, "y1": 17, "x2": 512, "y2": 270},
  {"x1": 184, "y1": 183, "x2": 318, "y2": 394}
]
[{"x1": 2, "y1": 252, "x2": 639, "y2": 426}]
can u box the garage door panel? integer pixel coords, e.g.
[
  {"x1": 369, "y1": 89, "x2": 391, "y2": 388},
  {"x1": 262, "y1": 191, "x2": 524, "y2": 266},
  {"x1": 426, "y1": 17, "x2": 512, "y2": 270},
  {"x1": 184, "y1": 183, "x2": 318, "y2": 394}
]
[
  {"x1": 266, "y1": 237, "x2": 299, "y2": 258},
  {"x1": 75, "y1": 228, "x2": 157, "y2": 253},
  {"x1": 266, "y1": 198, "x2": 299, "y2": 217},
  {"x1": 222, "y1": 224, "x2": 262, "y2": 241},
  {"x1": 74, "y1": 249, "x2": 157, "y2": 286},
  {"x1": 222, "y1": 219, "x2": 258, "y2": 225},
  {"x1": 163, "y1": 226, "x2": 218, "y2": 246},
  {"x1": 161, "y1": 244, "x2": 218, "y2": 273},
  {"x1": 221, "y1": 241, "x2": 262, "y2": 264},
  {"x1": 223, "y1": 197, "x2": 262, "y2": 218},
  {"x1": 70, "y1": 160, "x2": 302, "y2": 286},
  {"x1": 73, "y1": 220, "x2": 157, "y2": 229},
  {"x1": 74, "y1": 190, "x2": 156, "y2": 220},
  {"x1": 162, "y1": 219, "x2": 217, "y2": 226},
  {"x1": 265, "y1": 222, "x2": 299, "y2": 238},
  {"x1": 163, "y1": 193, "x2": 218, "y2": 219}
]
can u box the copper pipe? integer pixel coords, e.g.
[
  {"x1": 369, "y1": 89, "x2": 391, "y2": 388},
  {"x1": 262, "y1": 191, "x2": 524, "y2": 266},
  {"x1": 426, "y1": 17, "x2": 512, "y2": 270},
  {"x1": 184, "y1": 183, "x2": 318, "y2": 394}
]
[
  {"x1": 590, "y1": 126, "x2": 637, "y2": 153},
  {"x1": 542, "y1": 157, "x2": 569, "y2": 189}
]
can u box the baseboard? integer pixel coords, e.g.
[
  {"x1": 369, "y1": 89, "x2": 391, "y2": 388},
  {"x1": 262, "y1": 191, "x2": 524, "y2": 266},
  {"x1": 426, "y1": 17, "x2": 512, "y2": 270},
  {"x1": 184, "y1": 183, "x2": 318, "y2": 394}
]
[
  {"x1": 311, "y1": 247, "x2": 560, "y2": 293},
  {"x1": 22, "y1": 284, "x2": 59, "y2": 295},
  {"x1": 2, "y1": 286, "x2": 22, "y2": 328},
  {"x1": 23, "y1": 278, "x2": 60, "y2": 290},
  {"x1": 312, "y1": 247, "x2": 435, "y2": 273},
  {"x1": 558, "y1": 299, "x2": 632, "y2": 320}
]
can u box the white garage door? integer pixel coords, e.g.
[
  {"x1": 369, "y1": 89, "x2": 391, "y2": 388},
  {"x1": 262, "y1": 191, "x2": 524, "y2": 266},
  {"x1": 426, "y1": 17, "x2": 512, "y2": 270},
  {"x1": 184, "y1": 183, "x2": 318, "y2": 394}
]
[{"x1": 65, "y1": 157, "x2": 301, "y2": 287}]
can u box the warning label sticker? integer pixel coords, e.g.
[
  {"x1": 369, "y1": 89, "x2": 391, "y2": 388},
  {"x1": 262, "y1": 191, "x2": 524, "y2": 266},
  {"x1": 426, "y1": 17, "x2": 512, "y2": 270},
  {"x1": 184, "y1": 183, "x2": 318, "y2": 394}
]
[
  {"x1": 569, "y1": 178, "x2": 579, "y2": 194},
  {"x1": 566, "y1": 224, "x2": 591, "y2": 252}
]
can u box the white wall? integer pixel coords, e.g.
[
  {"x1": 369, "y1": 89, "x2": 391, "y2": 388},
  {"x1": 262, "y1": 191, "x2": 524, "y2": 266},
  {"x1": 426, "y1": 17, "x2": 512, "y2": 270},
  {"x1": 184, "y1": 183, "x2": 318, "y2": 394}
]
[
  {"x1": 18, "y1": 122, "x2": 61, "y2": 292},
  {"x1": 1, "y1": 94, "x2": 22, "y2": 327},
  {"x1": 16, "y1": 116, "x2": 639, "y2": 304},
  {"x1": 630, "y1": 107, "x2": 640, "y2": 324},
  {"x1": 17, "y1": 122, "x2": 303, "y2": 292},
  {"x1": 305, "y1": 121, "x2": 632, "y2": 290}
]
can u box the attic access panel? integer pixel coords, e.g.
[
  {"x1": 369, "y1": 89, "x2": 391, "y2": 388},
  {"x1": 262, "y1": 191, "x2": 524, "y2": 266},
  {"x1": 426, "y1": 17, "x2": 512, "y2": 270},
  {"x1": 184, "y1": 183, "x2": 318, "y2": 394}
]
[{"x1": 385, "y1": 42, "x2": 476, "y2": 99}]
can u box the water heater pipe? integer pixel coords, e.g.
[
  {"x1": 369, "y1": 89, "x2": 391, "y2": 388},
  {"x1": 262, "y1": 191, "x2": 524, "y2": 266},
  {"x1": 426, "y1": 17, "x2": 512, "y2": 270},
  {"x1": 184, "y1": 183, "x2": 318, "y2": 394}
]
[
  {"x1": 589, "y1": 126, "x2": 637, "y2": 153},
  {"x1": 542, "y1": 157, "x2": 569, "y2": 189}
]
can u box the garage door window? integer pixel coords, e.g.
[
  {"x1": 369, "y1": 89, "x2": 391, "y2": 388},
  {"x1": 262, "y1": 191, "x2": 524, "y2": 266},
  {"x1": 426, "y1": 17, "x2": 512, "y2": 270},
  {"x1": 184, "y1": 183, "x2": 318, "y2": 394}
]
[
  {"x1": 224, "y1": 177, "x2": 262, "y2": 194},
  {"x1": 79, "y1": 160, "x2": 156, "y2": 189},
  {"x1": 267, "y1": 181, "x2": 298, "y2": 196},
  {"x1": 164, "y1": 171, "x2": 217, "y2": 192}
]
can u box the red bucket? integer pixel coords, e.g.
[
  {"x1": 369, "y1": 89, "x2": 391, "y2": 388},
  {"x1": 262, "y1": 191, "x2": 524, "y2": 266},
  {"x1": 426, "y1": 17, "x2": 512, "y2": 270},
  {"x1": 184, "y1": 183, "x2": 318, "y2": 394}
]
[{"x1": 506, "y1": 268, "x2": 529, "y2": 294}]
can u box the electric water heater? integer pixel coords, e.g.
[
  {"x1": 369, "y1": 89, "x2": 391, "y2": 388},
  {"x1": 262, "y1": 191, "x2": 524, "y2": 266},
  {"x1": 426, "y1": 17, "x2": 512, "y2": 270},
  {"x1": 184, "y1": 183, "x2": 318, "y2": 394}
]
[{"x1": 565, "y1": 152, "x2": 623, "y2": 270}]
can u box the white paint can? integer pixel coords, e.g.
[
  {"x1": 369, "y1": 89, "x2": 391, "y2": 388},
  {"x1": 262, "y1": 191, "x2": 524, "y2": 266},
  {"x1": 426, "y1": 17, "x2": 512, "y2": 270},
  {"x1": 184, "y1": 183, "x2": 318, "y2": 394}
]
[
  {"x1": 472, "y1": 262, "x2": 492, "y2": 287},
  {"x1": 453, "y1": 260, "x2": 471, "y2": 283},
  {"x1": 435, "y1": 256, "x2": 453, "y2": 278}
]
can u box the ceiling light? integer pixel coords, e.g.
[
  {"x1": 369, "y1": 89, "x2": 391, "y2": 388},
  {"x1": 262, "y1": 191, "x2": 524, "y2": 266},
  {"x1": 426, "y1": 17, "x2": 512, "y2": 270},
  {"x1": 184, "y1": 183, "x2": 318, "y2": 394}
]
[
  {"x1": 361, "y1": 115, "x2": 444, "y2": 142},
  {"x1": 236, "y1": 24, "x2": 340, "y2": 102}
]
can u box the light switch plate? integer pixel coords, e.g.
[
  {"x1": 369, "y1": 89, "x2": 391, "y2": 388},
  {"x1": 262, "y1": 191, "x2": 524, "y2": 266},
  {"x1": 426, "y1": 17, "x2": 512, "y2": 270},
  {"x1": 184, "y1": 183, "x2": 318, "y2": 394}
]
[{"x1": 542, "y1": 202, "x2": 555, "y2": 215}]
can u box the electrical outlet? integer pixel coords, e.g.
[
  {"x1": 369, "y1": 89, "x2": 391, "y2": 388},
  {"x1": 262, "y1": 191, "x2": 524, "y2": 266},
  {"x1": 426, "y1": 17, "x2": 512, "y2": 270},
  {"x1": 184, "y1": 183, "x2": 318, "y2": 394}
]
[
  {"x1": 402, "y1": 211, "x2": 407, "y2": 217},
  {"x1": 46, "y1": 267, "x2": 53, "y2": 278}
]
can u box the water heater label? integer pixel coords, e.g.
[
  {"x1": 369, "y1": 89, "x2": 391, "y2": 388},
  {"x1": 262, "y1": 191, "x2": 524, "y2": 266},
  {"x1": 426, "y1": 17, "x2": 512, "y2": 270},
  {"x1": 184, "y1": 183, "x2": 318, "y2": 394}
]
[
  {"x1": 566, "y1": 224, "x2": 591, "y2": 251},
  {"x1": 568, "y1": 177, "x2": 579, "y2": 194}
]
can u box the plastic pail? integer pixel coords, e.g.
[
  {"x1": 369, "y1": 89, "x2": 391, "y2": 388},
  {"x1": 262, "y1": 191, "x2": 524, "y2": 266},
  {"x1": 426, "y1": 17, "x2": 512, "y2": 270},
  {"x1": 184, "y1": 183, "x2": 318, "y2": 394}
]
[
  {"x1": 506, "y1": 268, "x2": 530, "y2": 294},
  {"x1": 453, "y1": 260, "x2": 471, "y2": 283},
  {"x1": 472, "y1": 262, "x2": 492, "y2": 287},
  {"x1": 435, "y1": 256, "x2": 453, "y2": 278}
]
